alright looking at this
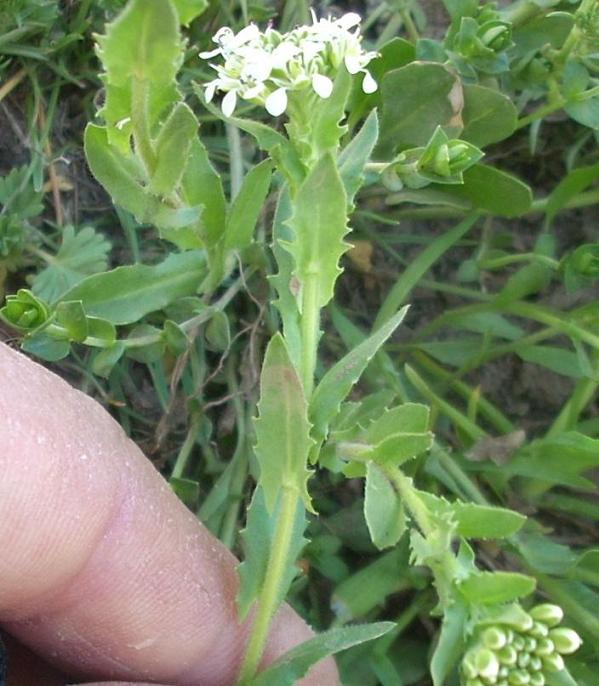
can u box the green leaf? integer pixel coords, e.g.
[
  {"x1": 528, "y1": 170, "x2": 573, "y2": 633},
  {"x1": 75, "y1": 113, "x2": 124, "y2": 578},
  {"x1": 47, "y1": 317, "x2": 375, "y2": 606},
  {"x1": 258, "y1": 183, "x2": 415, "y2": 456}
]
[
  {"x1": 458, "y1": 571, "x2": 536, "y2": 605},
  {"x1": 86, "y1": 317, "x2": 116, "y2": 346},
  {"x1": 310, "y1": 306, "x2": 408, "y2": 443},
  {"x1": 91, "y1": 341, "x2": 125, "y2": 377},
  {"x1": 180, "y1": 138, "x2": 227, "y2": 249},
  {"x1": 252, "y1": 623, "x2": 395, "y2": 686},
  {"x1": 338, "y1": 109, "x2": 379, "y2": 207},
  {"x1": 461, "y1": 84, "x2": 517, "y2": 147},
  {"x1": 204, "y1": 311, "x2": 230, "y2": 351},
  {"x1": 95, "y1": 0, "x2": 183, "y2": 151},
  {"x1": 545, "y1": 162, "x2": 599, "y2": 224},
  {"x1": 313, "y1": 66, "x2": 351, "y2": 154},
  {"x1": 516, "y1": 344, "x2": 586, "y2": 379},
  {"x1": 379, "y1": 62, "x2": 463, "y2": 154},
  {"x1": 55, "y1": 300, "x2": 88, "y2": 343},
  {"x1": 270, "y1": 186, "x2": 302, "y2": 369},
  {"x1": 332, "y1": 547, "x2": 407, "y2": 622},
  {"x1": 282, "y1": 153, "x2": 349, "y2": 311},
  {"x1": 436, "y1": 164, "x2": 532, "y2": 217},
  {"x1": 21, "y1": 331, "x2": 70, "y2": 361},
  {"x1": 224, "y1": 159, "x2": 272, "y2": 253},
  {"x1": 237, "y1": 486, "x2": 307, "y2": 620},
  {"x1": 254, "y1": 334, "x2": 313, "y2": 513},
  {"x1": 431, "y1": 599, "x2": 468, "y2": 686},
  {"x1": 365, "y1": 403, "x2": 430, "y2": 444},
  {"x1": 31, "y1": 225, "x2": 111, "y2": 303},
  {"x1": 374, "y1": 214, "x2": 478, "y2": 328},
  {"x1": 169, "y1": 476, "x2": 199, "y2": 507},
  {"x1": 171, "y1": 0, "x2": 207, "y2": 25},
  {"x1": 149, "y1": 102, "x2": 198, "y2": 196},
  {"x1": 366, "y1": 430, "x2": 434, "y2": 467},
  {"x1": 59, "y1": 251, "x2": 206, "y2": 325},
  {"x1": 419, "y1": 493, "x2": 526, "y2": 539},
  {"x1": 365, "y1": 463, "x2": 406, "y2": 549}
]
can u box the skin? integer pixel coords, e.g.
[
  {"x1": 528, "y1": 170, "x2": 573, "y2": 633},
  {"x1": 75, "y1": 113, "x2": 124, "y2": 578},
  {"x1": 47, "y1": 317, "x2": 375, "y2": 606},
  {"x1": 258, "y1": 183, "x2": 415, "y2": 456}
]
[{"x1": 0, "y1": 341, "x2": 338, "y2": 686}]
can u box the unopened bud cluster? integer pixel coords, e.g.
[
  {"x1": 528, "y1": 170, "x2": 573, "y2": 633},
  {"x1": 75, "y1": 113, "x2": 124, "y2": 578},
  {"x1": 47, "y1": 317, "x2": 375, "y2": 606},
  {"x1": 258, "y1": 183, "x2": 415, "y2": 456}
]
[{"x1": 461, "y1": 605, "x2": 582, "y2": 686}]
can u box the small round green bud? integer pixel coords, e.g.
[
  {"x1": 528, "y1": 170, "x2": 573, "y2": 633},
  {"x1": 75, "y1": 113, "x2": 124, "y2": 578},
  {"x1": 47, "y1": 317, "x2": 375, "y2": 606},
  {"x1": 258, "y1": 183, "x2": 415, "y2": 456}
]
[
  {"x1": 497, "y1": 681, "x2": 509, "y2": 686},
  {"x1": 512, "y1": 636, "x2": 525, "y2": 651},
  {"x1": 505, "y1": 629, "x2": 515, "y2": 644},
  {"x1": 524, "y1": 637, "x2": 537, "y2": 653},
  {"x1": 517, "y1": 651, "x2": 531, "y2": 669},
  {"x1": 534, "y1": 638, "x2": 554, "y2": 657},
  {"x1": 475, "y1": 648, "x2": 500, "y2": 680},
  {"x1": 497, "y1": 645, "x2": 518, "y2": 666},
  {"x1": 530, "y1": 604, "x2": 563, "y2": 627},
  {"x1": 529, "y1": 673, "x2": 545, "y2": 686},
  {"x1": 549, "y1": 627, "x2": 582, "y2": 655},
  {"x1": 508, "y1": 670, "x2": 531, "y2": 685},
  {"x1": 463, "y1": 652, "x2": 479, "y2": 679},
  {"x1": 483, "y1": 627, "x2": 508, "y2": 650},
  {"x1": 529, "y1": 656, "x2": 542, "y2": 671},
  {"x1": 467, "y1": 680, "x2": 486, "y2": 686},
  {"x1": 499, "y1": 666, "x2": 509, "y2": 678},
  {"x1": 529, "y1": 622, "x2": 548, "y2": 639},
  {"x1": 542, "y1": 652, "x2": 565, "y2": 672}
]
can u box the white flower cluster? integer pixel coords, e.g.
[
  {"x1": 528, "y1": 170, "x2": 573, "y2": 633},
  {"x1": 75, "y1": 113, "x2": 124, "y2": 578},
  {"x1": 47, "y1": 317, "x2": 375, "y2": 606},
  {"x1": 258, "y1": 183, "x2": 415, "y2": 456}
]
[{"x1": 200, "y1": 10, "x2": 378, "y2": 118}]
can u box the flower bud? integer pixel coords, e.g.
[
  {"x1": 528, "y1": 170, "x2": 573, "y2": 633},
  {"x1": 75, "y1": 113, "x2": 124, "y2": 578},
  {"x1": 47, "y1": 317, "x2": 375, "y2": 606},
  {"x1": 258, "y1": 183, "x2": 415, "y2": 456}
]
[
  {"x1": 529, "y1": 656, "x2": 542, "y2": 672},
  {"x1": 462, "y1": 651, "x2": 479, "y2": 679},
  {"x1": 524, "y1": 637, "x2": 537, "y2": 653},
  {"x1": 508, "y1": 669, "x2": 531, "y2": 685},
  {"x1": 512, "y1": 636, "x2": 525, "y2": 651},
  {"x1": 475, "y1": 648, "x2": 500, "y2": 680},
  {"x1": 529, "y1": 673, "x2": 545, "y2": 686},
  {"x1": 483, "y1": 627, "x2": 508, "y2": 650},
  {"x1": 529, "y1": 604, "x2": 563, "y2": 627},
  {"x1": 534, "y1": 638, "x2": 554, "y2": 657},
  {"x1": 466, "y1": 680, "x2": 486, "y2": 686},
  {"x1": 529, "y1": 622, "x2": 548, "y2": 639},
  {"x1": 0, "y1": 288, "x2": 50, "y2": 332},
  {"x1": 497, "y1": 645, "x2": 518, "y2": 666},
  {"x1": 548, "y1": 628, "x2": 582, "y2": 655},
  {"x1": 542, "y1": 652, "x2": 564, "y2": 672},
  {"x1": 517, "y1": 652, "x2": 531, "y2": 669}
]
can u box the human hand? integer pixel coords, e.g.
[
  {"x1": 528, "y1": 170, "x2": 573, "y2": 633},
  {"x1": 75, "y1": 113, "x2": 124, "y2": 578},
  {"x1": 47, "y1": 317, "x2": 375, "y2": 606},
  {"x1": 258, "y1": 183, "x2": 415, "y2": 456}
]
[{"x1": 0, "y1": 342, "x2": 337, "y2": 685}]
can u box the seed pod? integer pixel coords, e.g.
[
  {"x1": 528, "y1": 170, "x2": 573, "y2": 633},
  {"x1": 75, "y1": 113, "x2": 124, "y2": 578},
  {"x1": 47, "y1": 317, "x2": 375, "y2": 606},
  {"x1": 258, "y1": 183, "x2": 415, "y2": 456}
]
[
  {"x1": 549, "y1": 628, "x2": 582, "y2": 655},
  {"x1": 534, "y1": 638, "x2": 554, "y2": 657},
  {"x1": 542, "y1": 652, "x2": 565, "y2": 673},
  {"x1": 483, "y1": 627, "x2": 508, "y2": 650},
  {"x1": 530, "y1": 604, "x2": 563, "y2": 627}
]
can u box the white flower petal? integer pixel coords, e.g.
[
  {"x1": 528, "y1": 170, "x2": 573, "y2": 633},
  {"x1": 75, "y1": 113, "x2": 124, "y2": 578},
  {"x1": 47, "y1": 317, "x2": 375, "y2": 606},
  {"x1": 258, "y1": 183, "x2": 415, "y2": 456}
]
[
  {"x1": 362, "y1": 70, "x2": 378, "y2": 94},
  {"x1": 205, "y1": 82, "x2": 217, "y2": 103},
  {"x1": 265, "y1": 88, "x2": 288, "y2": 116},
  {"x1": 312, "y1": 73, "x2": 333, "y2": 98},
  {"x1": 337, "y1": 13, "x2": 361, "y2": 30},
  {"x1": 199, "y1": 47, "x2": 222, "y2": 59},
  {"x1": 222, "y1": 89, "x2": 237, "y2": 117},
  {"x1": 344, "y1": 54, "x2": 362, "y2": 74},
  {"x1": 234, "y1": 23, "x2": 260, "y2": 47}
]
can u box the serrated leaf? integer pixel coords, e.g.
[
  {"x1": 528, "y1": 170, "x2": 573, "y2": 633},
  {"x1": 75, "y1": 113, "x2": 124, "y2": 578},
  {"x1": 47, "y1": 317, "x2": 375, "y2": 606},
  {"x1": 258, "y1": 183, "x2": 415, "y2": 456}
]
[
  {"x1": 282, "y1": 153, "x2": 349, "y2": 312},
  {"x1": 254, "y1": 334, "x2": 313, "y2": 512},
  {"x1": 237, "y1": 486, "x2": 307, "y2": 620},
  {"x1": 252, "y1": 622, "x2": 395, "y2": 686},
  {"x1": 0, "y1": 166, "x2": 43, "y2": 219},
  {"x1": 365, "y1": 462, "x2": 406, "y2": 549},
  {"x1": 95, "y1": 0, "x2": 183, "y2": 151},
  {"x1": 31, "y1": 226, "x2": 111, "y2": 303},
  {"x1": 366, "y1": 403, "x2": 430, "y2": 444},
  {"x1": 149, "y1": 102, "x2": 198, "y2": 196},
  {"x1": 338, "y1": 109, "x2": 379, "y2": 207},
  {"x1": 312, "y1": 66, "x2": 351, "y2": 154},
  {"x1": 224, "y1": 159, "x2": 272, "y2": 253},
  {"x1": 431, "y1": 599, "x2": 468, "y2": 686},
  {"x1": 418, "y1": 492, "x2": 526, "y2": 539},
  {"x1": 458, "y1": 571, "x2": 536, "y2": 605},
  {"x1": 59, "y1": 251, "x2": 206, "y2": 325},
  {"x1": 310, "y1": 306, "x2": 408, "y2": 443}
]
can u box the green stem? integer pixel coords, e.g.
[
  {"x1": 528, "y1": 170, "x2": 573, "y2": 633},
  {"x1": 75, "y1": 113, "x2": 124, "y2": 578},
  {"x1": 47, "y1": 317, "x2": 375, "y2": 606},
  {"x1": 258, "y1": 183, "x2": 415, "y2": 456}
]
[
  {"x1": 131, "y1": 77, "x2": 156, "y2": 174},
  {"x1": 171, "y1": 415, "x2": 200, "y2": 479},
  {"x1": 237, "y1": 486, "x2": 299, "y2": 684},
  {"x1": 300, "y1": 272, "x2": 320, "y2": 397}
]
